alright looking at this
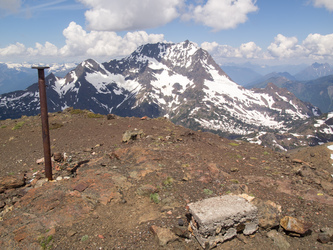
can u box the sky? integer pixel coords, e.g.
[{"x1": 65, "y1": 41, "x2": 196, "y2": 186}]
[{"x1": 0, "y1": 0, "x2": 332, "y2": 66}]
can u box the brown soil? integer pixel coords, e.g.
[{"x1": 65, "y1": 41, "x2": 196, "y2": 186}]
[{"x1": 0, "y1": 109, "x2": 332, "y2": 249}]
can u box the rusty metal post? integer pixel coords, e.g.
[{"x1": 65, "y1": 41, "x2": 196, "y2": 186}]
[{"x1": 32, "y1": 66, "x2": 52, "y2": 180}]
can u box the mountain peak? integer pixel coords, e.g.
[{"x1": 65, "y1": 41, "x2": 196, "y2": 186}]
[{"x1": 295, "y1": 62, "x2": 332, "y2": 81}]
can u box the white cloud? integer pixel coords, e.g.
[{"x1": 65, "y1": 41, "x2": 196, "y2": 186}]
[
  {"x1": 77, "y1": 0, "x2": 184, "y2": 31},
  {"x1": 0, "y1": 42, "x2": 26, "y2": 56},
  {"x1": 311, "y1": 0, "x2": 333, "y2": 11},
  {"x1": 267, "y1": 34, "x2": 304, "y2": 58},
  {"x1": 183, "y1": 0, "x2": 258, "y2": 31},
  {"x1": 239, "y1": 42, "x2": 262, "y2": 58},
  {"x1": 201, "y1": 41, "x2": 263, "y2": 59},
  {"x1": 60, "y1": 22, "x2": 165, "y2": 58},
  {"x1": 0, "y1": 0, "x2": 22, "y2": 13},
  {"x1": 267, "y1": 33, "x2": 333, "y2": 60},
  {"x1": 0, "y1": 22, "x2": 165, "y2": 63},
  {"x1": 27, "y1": 42, "x2": 59, "y2": 57},
  {"x1": 302, "y1": 33, "x2": 333, "y2": 59}
]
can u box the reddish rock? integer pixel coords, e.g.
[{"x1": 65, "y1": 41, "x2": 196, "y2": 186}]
[
  {"x1": 149, "y1": 225, "x2": 179, "y2": 246},
  {"x1": 0, "y1": 174, "x2": 25, "y2": 193},
  {"x1": 207, "y1": 162, "x2": 219, "y2": 177},
  {"x1": 73, "y1": 182, "x2": 89, "y2": 192},
  {"x1": 198, "y1": 174, "x2": 212, "y2": 184}
]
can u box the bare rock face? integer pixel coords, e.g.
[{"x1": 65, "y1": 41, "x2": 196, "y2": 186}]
[{"x1": 187, "y1": 195, "x2": 258, "y2": 249}]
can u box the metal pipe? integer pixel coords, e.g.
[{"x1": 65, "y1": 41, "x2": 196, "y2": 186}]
[{"x1": 32, "y1": 66, "x2": 52, "y2": 180}]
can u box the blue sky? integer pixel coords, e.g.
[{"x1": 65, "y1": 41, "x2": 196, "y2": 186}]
[{"x1": 0, "y1": 0, "x2": 332, "y2": 66}]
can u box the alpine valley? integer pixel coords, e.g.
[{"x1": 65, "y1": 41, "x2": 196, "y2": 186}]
[{"x1": 1, "y1": 40, "x2": 333, "y2": 151}]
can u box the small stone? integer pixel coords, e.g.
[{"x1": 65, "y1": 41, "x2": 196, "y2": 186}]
[
  {"x1": 317, "y1": 228, "x2": 333, "y2": 244},
  {"x1": 36, "y1": 157, "x2": 44, "y2": 164},
  {"x1": 73, "y1": 182, "x2": 89, "y2": 192},
  {"x1": 243, "y1": 222, "x2": 258, "y2": 235},
  {"x1": 107, "y1": 114, "x2": 116, "y2": 120},
  {"x1": 34, "y1": 178, "x2": 48, "y2": 188},
  {"x1": 67, "y1": 230, "x2": 77, "y2": 237},
  {"x1": 267, "y1": 230, "x2": 291, "y2": 250},
  {"x1": 292, "y1": 159, "x2": 304, "y2": 164},
  {"x1": 47, "y1": 228, "x2": 56, "y2": 236},
  {"x1": 178, "y1": 218, "x2": 184, "y2": 226},
  {"x1": 53, "y1": 152, "x2": 63, "y2": 162},
  {"x1": 280, "y1": 216, "x2": 312, "y2": 235},
  {"x1": 149, "y1": 225, "x2": 179, "y2": 246},
  {"x1": 56, "y1": 176, "x2": 63, "y2": 181},
  {"x1": 172, "y1": 226, "x2": 190, "y2": 239}
]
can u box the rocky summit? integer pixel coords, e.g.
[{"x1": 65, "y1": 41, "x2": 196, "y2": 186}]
[{"x1": 0, "y1": 109, "x2": 332, "y2": 249}]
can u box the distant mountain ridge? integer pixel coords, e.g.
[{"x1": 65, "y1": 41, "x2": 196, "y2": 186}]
[
  {"x1": 225, "y1": 62, "x2": 332, "y2": 88},
  {"x1": 0, "y1": 62, "x2": 77, "y2": 95},
  {"x1": 295, "y1": 62, "x2": 333, "y2": 81},
  {"x1": 246, "y1": 74, "x2": 333, "y2": 113},
  {"x1": 0, "y1": 40, "x2": 328, "y2": 149}
]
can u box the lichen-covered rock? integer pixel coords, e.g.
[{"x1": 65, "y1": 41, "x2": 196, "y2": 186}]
[{"x1": 122, "y1": 129, "x2": 144, "y2": 143}]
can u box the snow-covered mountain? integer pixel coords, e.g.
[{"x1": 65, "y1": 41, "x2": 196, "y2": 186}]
[{"x1": 0, "y1": 41, "x2": 321, "y2": 139}]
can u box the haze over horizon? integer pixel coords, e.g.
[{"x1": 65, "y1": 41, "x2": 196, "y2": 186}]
[{"x1": 0, "y1": 0, "x2": 332, "y2": 66}]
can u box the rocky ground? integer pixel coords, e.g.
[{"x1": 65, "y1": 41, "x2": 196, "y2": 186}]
[{"x1": 0, "y1": 108, "x2": 332, "y2": 249}]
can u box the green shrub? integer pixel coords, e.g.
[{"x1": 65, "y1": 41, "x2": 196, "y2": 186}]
[
  {"x1": 203, "y1": 189, "x2": 213, "y2": 195},
  {"x1": 81, "y1": 235, "x2": 89, "y2": 242},
  {"x1": 49, "y1": 123, "x2": 63, "y2": 130},
  {"x1": 87, "y1": 112, "x2": 104, "y2": 118},
  {"x1": 69, "y1": 109, "x2": 85, "y2": 115},
  {"x1": 150, "y1": 193, "x2": 160, "y2": 204},
  {"x1": 38, "y1": 235, "x2": 53, "y2": 249},
  {"x1": 163, "y1": 176, "x2": 174, "y2": 187},
  {"x1": 12, "y1": 121, "x2": 25, "y2": 130}
]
